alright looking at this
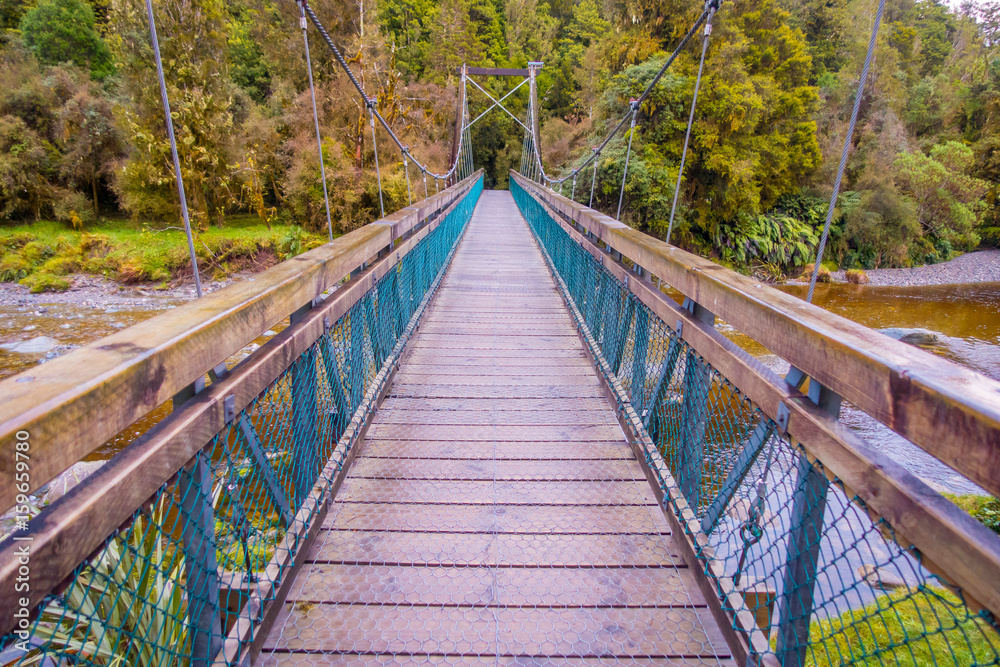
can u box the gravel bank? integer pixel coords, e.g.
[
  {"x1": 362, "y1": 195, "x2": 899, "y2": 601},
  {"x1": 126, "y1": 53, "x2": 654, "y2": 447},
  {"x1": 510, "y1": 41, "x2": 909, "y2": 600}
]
[
  {"x1": 0, "y1": 273, "x2": 236, "y2": 309},
  {"x1": 820, "y1": 250, "x2": 1000, "y2": 287}
]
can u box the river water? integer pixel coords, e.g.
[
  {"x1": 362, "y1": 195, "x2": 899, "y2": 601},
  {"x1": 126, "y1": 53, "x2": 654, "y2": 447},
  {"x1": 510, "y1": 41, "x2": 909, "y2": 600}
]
[{"x1": 2, "y1": 281, "x2": 998, "y2": 492}]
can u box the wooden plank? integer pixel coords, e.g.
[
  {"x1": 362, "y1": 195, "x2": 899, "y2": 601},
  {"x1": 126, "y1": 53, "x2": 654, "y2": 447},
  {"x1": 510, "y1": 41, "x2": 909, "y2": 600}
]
[
  {"x1": 263, "y1": 604, "x2": 728, "y2": 658},
  {"x1": 512, "y1": 171, "x2": 1000, "y2": 499},
  {"x1": 357, "y1": 440, "x2": 633, "y2": 460},
  {"x1": 390, "y1": 374, "x2": 602, "y2": 387},
  {"x1": 324, "y1": 503, "x2": 668, "y2": 534},
  {"x1": 285, "y1": 564, "x2": 695, "y2": 606},
  {"x1": 0, "y1": 172, "x2": 482, "y2": 513},
  {"x1": 387, "y1": 384, "x2": 608, "y2": 399},
  {"x1": 364, "y1": 423, "x2": 623, "y2": 441},
  {"x1": 259, "y1": 654, "x2": 735, "y2": 666},
  {"x1": 347, "y1": 457, "x2": 645, "y2": 481},
  {"x1": 378, "y1": 397, "x2": 609, "y2": 411},
  {"x1": 374, "y1": 408, "x2": 614, "y2": 424},
  {"x1": 336, "y1": 479, "x2": 659, "y2": 506}
]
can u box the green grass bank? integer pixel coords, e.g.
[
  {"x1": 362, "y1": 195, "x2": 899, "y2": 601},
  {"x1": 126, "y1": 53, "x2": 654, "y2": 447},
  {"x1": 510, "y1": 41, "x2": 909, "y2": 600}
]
[{"x1": 0, "y1": 217, "x2": 330, "y2": 292}]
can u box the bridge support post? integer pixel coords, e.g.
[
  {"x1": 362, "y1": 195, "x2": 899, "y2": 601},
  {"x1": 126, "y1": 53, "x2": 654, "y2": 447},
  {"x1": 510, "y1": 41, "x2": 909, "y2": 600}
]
[
  {"x1": 775, "y1": 372, "x2": 842, "y2": 667},
  {"x1": 291, "y1": 301, "x2": 320, "y2": 506},
  {"x1": 178, "y1": 451, "x2": 222, "y2": 666}
]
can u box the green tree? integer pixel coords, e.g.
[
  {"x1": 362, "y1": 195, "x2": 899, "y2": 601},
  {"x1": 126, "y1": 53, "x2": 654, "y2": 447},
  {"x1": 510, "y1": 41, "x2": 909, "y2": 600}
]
[
  {"x1": 428, "y1": 0, "x2": 487, "y2": 75},
  {"x1": 893, "y1": 141, "x2": 989, "y2": 248},
  {"x1": 0, "y1": 114, "x2": 54, "y2": 219},
  {"x1": 19, "y1": 0, "x2": 114, "y2": 79},
  {"x1": 58, "y1": 86, "x2": 127, "y2": 214},
  {"x1": 109, "y1": 0, "x2": 236, "y2": 228}
]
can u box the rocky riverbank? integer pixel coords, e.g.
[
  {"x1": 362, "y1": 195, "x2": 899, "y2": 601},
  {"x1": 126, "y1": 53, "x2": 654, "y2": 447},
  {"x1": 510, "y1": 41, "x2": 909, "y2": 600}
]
[
  {"x1": 819, "y1": 250, "x2": 1000, "y2": 287},
  {"x1": 0, "y1": 273, "x2": 235, "y2": 309}
]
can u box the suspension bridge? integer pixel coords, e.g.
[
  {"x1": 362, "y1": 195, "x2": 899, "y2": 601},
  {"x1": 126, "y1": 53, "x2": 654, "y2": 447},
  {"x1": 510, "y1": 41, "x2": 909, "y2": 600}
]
[{"x1": 2, "y1": 0, "x2": 1000, "y2": 665}]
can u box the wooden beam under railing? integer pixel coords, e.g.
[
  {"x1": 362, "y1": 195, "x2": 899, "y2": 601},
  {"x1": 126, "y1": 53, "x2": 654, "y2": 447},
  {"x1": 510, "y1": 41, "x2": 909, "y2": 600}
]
[
  {"x1": 513, "y1": 172, "x2": 1000, "y2": 620},
  {"x1": 0, "y1": 172, "x2": 483, "y2": 515},
  {"x1": 0, "y1": 173, "x2": 483, "y2": 636},
  {"x1": 511, "y1": 171, "x2": 1000, "y2": 501},
  {"x1": 516, "y1": 172, "x2": 1000, "y2": 616}
]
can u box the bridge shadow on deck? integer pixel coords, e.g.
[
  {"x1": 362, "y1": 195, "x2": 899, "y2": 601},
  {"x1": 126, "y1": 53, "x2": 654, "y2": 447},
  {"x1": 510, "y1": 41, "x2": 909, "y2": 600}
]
[{"x1": 261, "y1": 191, "x2": 732, "y2": 664}]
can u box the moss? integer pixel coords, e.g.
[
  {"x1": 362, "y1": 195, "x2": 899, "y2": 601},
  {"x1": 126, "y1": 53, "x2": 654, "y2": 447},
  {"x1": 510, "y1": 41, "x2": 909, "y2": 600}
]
[
  {"x1": 0, "y1": 217, "x2": 328, "y2": 286},
  {"x1": 805, "y1": 587, "x2": 1000, "y2": 666},
  {"x1": 20, "y1": 272, "x2": 71, "y2": 293},
  {"x1": 40, "y1": 254, "x2": 81, "y2": 275}
]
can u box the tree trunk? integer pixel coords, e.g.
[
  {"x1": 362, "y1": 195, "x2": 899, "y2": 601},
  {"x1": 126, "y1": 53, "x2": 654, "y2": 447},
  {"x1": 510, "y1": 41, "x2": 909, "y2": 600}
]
[{"x1": 92, "y1": 175, "x2": 100, "y2": 216}]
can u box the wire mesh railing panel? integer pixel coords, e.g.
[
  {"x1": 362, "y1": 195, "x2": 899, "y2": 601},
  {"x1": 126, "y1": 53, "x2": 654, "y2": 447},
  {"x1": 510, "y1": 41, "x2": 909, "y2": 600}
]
[
  {"x1": 0, "y1": 176, "x2": 482, "y2": 667},
  {"x1": 510, "y1": 178, "x2": 1000, "y2": 667}
]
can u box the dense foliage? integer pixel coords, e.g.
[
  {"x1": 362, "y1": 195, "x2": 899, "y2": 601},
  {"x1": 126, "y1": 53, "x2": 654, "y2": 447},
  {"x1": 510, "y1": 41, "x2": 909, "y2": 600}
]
[{"x1": 0, "y1": 0, "x2": 997, "y2": 277}]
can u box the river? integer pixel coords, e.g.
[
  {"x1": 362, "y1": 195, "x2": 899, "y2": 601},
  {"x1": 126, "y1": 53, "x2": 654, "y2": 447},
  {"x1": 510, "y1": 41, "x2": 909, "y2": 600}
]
[{"x1": 2, "y1": 280, "x2": 998, "y2": 493}]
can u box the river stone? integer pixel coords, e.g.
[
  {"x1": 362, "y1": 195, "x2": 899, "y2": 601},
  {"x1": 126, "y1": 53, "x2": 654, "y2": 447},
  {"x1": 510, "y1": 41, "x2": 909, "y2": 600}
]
[
  {"x1": 879, "y1": 327, "x2": 940, "y2": 346},
  {"x1": 0, "y1": 336, "x2": 59, "y2": 354},
  {"x1": 858, "y1": 564, "x2": 908, "y2": 591}
]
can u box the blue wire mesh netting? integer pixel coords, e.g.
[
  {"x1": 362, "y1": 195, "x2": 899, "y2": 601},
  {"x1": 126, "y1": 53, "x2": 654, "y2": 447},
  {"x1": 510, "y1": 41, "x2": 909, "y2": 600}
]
[
  {"x1": 0, "y1": 175, "x2": 482, "y2": 667},
  {"x1": 511, "y1": 178, "x2": 1000, "y2": 667}
]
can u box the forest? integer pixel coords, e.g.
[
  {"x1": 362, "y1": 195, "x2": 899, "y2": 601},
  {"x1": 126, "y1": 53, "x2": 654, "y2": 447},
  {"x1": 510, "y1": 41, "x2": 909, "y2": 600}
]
[{"x1": 0, "y1": 0, "x2": 998, "y2": 285}]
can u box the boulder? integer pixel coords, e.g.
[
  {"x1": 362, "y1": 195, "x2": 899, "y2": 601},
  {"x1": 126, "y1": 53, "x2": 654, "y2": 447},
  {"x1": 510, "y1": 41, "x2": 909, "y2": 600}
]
[
  {"x1": 858, "y1": 564, "x2": 908, "y2": 591},
  {"x1": 0, "y1": 336, "x2": 59, "y2": 354},
  {"x1": 879, "y1": 327, "x2": 939, "y2": 346}
]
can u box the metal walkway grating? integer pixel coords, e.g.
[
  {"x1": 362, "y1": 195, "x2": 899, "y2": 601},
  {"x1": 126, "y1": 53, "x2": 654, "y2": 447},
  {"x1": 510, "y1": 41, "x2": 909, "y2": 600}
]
[{"x1": 261, "y1": 191, "x2": 733, "y2": 664}]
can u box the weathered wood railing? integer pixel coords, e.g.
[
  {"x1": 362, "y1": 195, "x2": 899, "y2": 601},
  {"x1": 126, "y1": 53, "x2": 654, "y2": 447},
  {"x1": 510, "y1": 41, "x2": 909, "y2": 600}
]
[
  {"x1": 511, "y1": 171, "x2": 1000, "y2": 667},
  {"x1": 0, "y1": 171, "x2": 483, "y2": 665}
]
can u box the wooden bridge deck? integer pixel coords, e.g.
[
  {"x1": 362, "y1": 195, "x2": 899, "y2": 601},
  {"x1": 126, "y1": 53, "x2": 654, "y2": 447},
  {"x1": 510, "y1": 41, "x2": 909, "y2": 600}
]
[{"x1": 261, "y1": 191, "x2": 732, "y2": 664}]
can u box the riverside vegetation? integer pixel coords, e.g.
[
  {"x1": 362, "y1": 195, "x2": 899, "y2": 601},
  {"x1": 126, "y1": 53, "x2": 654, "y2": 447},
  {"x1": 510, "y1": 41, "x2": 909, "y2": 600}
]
[{"x1": 0, "y1": 0, "x2": 997, "y2": 288}]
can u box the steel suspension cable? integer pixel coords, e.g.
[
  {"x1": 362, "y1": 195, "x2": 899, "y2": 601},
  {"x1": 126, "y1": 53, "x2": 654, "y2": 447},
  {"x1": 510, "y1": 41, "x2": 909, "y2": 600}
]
[
  {"x1": 301, "y1": 1, "x2": 465, "y2": 182},
  {"x1": 526, "y1": 4, "x2": 714, "y2": 189},
  {"x1": 665, "y1": 0, "x2": 716, "y2": 246},
  {"x1": 144, "y1": 0, "x2": 202, "y2": 297},
  {"x1": 616, "y1": 102, "x2": 639, "y2": 220},
  {"x1": 370, "y1": 106, "x2": 385, "y2": 217},
  {"x1": 807, "y1": 0, "x2": 885, "y2": 303},
  {"x1": 298, "y1": 2, "x2": 334, "y2": 242}
]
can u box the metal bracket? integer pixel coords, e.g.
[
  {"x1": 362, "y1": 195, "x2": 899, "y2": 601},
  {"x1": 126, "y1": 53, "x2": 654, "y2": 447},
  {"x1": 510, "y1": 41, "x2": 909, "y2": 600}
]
[
  {"x1": 223, "y1": 395, "x2": 236, "y2": 424},
  {"x1": 208, "y1": 363, "x2": 229, "y2": 383},
  {"x1": 323, "y1": 315, "x2": 331, "y2": 333},
  {"x1": 776, "y1": 401, "x2": 790, "y2": 434},
  {"x1": 676, "y1": 319, "x2": 683, "y2": 339}
]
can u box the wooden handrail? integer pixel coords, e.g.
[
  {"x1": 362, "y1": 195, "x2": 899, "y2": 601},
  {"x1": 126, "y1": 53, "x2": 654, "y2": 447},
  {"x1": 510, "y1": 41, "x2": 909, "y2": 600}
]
[
  {"x1": 514, "y1": 174, "x2": 1000, "y2": 620},
  {"x1": 0, "y1": 172, "x2": 483, "y2": 635},
  {"x1": 0, "y1": 172, "x2": 482, "y2": 514},
  {"x1": 512, "y1": 171, "x2": 1000, "y2": 500}
]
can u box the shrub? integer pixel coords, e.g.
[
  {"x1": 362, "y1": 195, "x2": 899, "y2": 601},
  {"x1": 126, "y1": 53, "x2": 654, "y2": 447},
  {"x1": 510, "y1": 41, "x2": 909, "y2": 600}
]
[
  {"x1": 845, "y1": 269, "x2": 869, "y2": 284},
  {"x1": 20, "y1": 272, "x2": 71, "y2": 292},
  {"x1": 803, "y1": 263, "x2": 832, "y2": 283},
  {"x1": 52, "y1": 189, "x2": 95, "y2": 229},
  {"x1": 0, "y1": 254, "x2": 30, "y2": 282},
  {"x1": 40, "y1": 254, "x2": 80, "y2": 275}
]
